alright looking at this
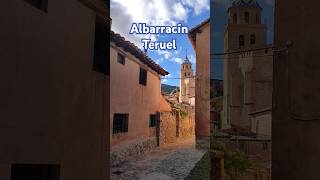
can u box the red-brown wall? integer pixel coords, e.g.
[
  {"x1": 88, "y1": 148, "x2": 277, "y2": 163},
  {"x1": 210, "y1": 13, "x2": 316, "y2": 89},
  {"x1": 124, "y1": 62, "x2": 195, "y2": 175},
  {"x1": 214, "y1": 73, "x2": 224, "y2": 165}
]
[{"x1": 0, "y1": 0, "x2": 108, "y2": 179}]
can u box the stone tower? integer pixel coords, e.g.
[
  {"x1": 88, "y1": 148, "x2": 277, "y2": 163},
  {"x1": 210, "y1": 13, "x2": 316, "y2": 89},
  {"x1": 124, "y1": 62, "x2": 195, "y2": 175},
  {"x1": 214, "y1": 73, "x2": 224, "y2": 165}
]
[
  {"x1": 179, "y1": 53, "x2": 195, "y2": 105},
  {"x1": 222, "y1": 0, "x2": 268, "y2": 128}
]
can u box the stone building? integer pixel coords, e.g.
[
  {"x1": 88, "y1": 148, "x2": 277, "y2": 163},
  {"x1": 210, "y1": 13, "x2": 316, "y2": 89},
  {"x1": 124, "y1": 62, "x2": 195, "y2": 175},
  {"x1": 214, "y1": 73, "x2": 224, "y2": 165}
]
[
  {"x1": 110, "y1": 31, "x2": 171, "y2": 165},
  {"x1": 189, "y1": 18, "x2": 211, "y2": 149},
  {"x1": 179, "y1": 54, "x2": 195, "y2": 106},
  {"x1": 0, "y1": 0, "x2": 109, "y2": 179},
  {"x1": 221, "y1": 0, "x2": 273, "y2": 137}
]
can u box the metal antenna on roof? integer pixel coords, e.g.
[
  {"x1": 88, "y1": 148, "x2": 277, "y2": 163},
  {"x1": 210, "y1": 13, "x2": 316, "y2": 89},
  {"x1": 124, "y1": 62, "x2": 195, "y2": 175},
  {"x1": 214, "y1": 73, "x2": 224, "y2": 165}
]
[{"x1": 185, "y1": 49, "x2": 188, "y2": 59}]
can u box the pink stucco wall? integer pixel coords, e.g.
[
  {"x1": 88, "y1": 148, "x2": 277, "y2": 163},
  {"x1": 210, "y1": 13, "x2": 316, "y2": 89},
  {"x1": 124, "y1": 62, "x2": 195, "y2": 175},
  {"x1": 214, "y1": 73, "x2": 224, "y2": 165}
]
[
  {"x1": 110, "y1": 44, "x2": 171, "y2": 147},
  {"x1": 195, "y1": 22, "x2": 211, "y2": 139}
]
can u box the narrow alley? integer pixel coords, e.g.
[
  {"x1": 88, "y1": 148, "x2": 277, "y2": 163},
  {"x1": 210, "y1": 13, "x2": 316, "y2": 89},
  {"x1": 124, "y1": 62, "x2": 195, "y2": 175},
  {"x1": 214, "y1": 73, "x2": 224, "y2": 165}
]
[{"x1": 111, "y1": 137, "x2": 205, "y2": 180}]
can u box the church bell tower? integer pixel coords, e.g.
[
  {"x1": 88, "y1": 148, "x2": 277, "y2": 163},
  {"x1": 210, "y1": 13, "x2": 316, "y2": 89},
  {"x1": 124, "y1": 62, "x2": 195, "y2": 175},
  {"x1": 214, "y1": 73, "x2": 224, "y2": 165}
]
[{"x1": 179, "y1": 51, "x2": 193, "y2": 104}]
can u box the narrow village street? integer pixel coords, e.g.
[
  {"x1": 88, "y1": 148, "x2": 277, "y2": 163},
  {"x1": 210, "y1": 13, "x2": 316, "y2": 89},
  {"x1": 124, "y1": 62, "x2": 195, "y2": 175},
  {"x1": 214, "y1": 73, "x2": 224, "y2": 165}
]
[{"x1": 111, "y1": 137, "x2": 206, "y2": 180}]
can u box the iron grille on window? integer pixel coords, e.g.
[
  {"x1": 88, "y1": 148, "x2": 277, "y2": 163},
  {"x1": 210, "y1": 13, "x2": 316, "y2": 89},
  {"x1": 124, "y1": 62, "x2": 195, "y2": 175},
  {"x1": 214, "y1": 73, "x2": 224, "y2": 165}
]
[
  {"x1": 139, "y1": 68, "x2": 147, "y2": 86},
  {"x1": 149, "y1": 114, "x2": 157, "y2": 127},
  {"x1": 113, "y1": 114, "x2": 129, "y2": 134}
]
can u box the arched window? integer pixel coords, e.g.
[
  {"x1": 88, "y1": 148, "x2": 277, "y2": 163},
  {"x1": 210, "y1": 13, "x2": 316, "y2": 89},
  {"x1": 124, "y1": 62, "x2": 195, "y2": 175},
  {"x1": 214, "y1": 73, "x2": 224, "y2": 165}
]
[
  {"x1": 256, "y1": 13, "x2": 261, "y2": 24},
  {"x1": 233, "y1": 13, "x2": 237, "y2": 24},
  {"x1": 239, "y1": 35, "x2": 245, "y2": 47},
  {"x1": 245, "y1": 12, "x2": 250, "y2": 23},
  {"x1": 250, "y1": 34, "x2": 256, "y2": 45}
]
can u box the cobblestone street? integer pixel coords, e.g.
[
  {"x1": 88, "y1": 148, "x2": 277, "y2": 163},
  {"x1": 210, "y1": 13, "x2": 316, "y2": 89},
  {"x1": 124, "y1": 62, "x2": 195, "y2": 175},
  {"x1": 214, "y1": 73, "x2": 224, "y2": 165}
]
[{"x1": 111, "y1": 137, "x2": 206, "y2": 180}]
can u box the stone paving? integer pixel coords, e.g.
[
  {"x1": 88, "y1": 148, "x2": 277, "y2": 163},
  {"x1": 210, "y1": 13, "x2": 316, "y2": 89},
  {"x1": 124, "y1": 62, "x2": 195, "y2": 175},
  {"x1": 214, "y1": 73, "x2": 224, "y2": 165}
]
[{"x1": 111, "y1": 137, "x2": 206, "y2": 180}]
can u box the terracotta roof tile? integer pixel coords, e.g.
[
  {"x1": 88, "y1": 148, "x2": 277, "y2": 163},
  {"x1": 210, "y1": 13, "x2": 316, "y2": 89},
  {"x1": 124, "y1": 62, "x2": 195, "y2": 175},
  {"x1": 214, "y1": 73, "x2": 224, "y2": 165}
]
[{"x1": 110, "y1": 31, "x2": 169, "y2": 76}]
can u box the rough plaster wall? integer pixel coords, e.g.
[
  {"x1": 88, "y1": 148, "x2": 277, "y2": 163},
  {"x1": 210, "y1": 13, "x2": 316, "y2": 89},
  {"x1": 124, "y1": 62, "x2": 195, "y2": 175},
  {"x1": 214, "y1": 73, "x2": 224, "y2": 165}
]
[
  {"x1": 273, "y1": 0, "x2": 320, "y2": 179},
  {"x1": 195, "y1": 23, "x2": 211, "y2": 139},
  {"x1": 110, "y1": 46, "x2": 163, "y2": 146},
  {"x1": 0, "y1": 0, "x2": 108, "y2": 179}
]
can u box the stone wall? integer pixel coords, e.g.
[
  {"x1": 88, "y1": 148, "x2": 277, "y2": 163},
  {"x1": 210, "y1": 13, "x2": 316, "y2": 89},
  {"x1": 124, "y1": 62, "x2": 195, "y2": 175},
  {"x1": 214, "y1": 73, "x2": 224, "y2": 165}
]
[
  {"x1": 179, "y1": 115, "x2": 195, "y2": 138},
  {"x1": 159, "y1": 111, "x2": 177, "y2": 145},
  {"x1": 211, "y1": 150, "x2": 271, "y2": 180},
  {"x1": 111, "y1": 108, "x2": 195, "y2": 165},
  {"x1": 110, "y1": 137, "x2": 157, "y2": 166},
  {"x1": 213, "y1": 136, "x2": 271, "y2": 162},
  {"x1": 159, "y1": 109, "x2": 195, "y2": 146}
]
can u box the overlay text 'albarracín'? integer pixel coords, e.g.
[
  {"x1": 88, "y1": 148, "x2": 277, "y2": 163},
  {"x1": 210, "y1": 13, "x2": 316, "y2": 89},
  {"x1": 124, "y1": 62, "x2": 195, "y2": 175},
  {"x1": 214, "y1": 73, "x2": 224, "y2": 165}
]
[{"x1": 129, "y1": 23, "x2": 189, "y2": 51}]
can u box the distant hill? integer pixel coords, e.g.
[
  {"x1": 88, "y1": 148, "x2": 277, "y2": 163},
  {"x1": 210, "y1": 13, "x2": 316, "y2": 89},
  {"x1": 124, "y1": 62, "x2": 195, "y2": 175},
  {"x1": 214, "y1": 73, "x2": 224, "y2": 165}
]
[{"x1": 161, "y1": 84, "x2": 179, "y2": 94}]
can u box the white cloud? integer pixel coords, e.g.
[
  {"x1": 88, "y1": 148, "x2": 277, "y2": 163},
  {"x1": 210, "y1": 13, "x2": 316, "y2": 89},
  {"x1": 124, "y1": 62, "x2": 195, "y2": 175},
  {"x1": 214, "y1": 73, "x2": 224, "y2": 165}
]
[
  {"x1": 111, "y1": 0, "x2": 209, "y2": 48},
  {"x1": 155, "y1": 57, "x2": 164, "y2": 64},
  {"x1": 173, "y1": 57, "x2": 183, "y2": 64},
  {"x1": 189, "y1": 54, "x2": 196, "y2": 64},
  {"x1": 173, "y1": 2, "x2": 189, "y2": 21},
  {"x1": 181, "y1": 0, "x2": 210, "y2": 15},
  {"x1": 157, "y1": 49, "x2": 174, "y2": 59},
  {"x1": 161, "y1": 79, "x2": 168, "y2": 83}
]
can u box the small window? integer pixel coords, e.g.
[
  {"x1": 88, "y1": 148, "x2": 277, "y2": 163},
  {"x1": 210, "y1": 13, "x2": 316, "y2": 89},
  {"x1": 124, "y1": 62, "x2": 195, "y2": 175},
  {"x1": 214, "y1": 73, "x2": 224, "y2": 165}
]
[
  {"x1": 93, "y1": 19, "x2": 109, "y2": 75},
  {"x1": 250, "y1": 34, "x2": 256, "y2": 45},
  {"x1": 239, "y1": 35, "x2": 245, "y2": 47},
  {"x1": 262, "y1": 142, "x2": 268, "y2": 150},
  {"x1": 256, "y1": 13, "x2": 261, "y2": 24},
  {"x1": 149, "y1": 114, "x2": 157, "y2": 127},
  {"x1": 245, "y1": 12, "x2": 250, "y2": 23},
  {"x1": 24, "y1": 0, "x2": 48, "y2": 13},
  {"x1": 117, "y1": 53, "x2": 125, "y2": 65},
  {"x1": 11, "y1": 164, "x2": 60, "y2": 180},
  {"x1": 233, "y1": 13, "x2": 237, "y2": 24},
  {"x1": 113, "y1": 114, "x2": 129, "y2": 134},
  {"x1": 139, "y1": 68, "x2": 147, "y2": 86}
]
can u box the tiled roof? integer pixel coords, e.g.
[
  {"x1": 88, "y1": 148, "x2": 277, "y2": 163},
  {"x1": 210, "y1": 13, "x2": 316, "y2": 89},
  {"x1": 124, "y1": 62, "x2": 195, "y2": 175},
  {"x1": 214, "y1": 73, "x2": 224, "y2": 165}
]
[
  {"x1": 110, "y1": 31, "x2": 169, "y2": 76},
  {"x1": 229, "y1": 0, "x2": 262, "y2": 10}
]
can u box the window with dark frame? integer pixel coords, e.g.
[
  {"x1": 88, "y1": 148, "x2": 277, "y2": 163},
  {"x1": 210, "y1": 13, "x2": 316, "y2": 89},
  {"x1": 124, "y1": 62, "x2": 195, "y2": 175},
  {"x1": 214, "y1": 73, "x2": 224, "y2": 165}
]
[
  {"x1": 245, "y1": 12, "x2": 250, "y2": 23},
  {"x1": 93, "y1": 18, "x2": 109, "y2": 75},
  {"x1": 256, "y1": 13, "x2": 261, "y2": 24},
  {"x1": 117, "y1": 53, "x2": 125, "y2": 65},
  {"x1": 139, "y1": 68, "x2": 147, "y2": 86},
  {"x1": 11, "y1": 164, "x2": 60, "y2": 180},
  {"x1": 149, "y1": 114, "x2": 157, "y2": 127},
  {"x1": 24, "y1": 0, "x2": 48, "y2": 13},
  {"x1": 250, "y1": 34, "x2": 256, "y2": 45},
  {"x1": 113, "y1": 114, "x2": 129, "y2": 134},
  {"x1": 233, "y1": 13, "x2": 237, "y2": 24},
  {"x1": 239, "y1": 35, "x2": 245, "y2": 47},
  {"x1": 262, "y1": 142, "x2": 268, "y2": 150}
]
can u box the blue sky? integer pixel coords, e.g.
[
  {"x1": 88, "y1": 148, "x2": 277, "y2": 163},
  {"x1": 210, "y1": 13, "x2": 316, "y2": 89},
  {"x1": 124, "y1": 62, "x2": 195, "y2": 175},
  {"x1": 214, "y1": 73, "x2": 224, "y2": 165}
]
[
  {"x1": 111, "y1": 0, "x2": 210, "y2": 87},
  {"x1": 210, "y1": 0, "x2": 274, "y2": 80}
]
